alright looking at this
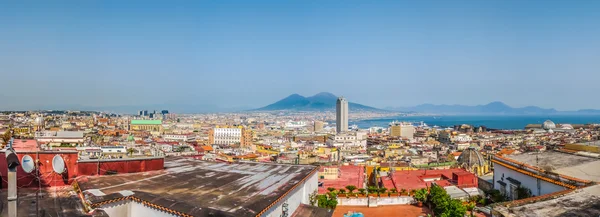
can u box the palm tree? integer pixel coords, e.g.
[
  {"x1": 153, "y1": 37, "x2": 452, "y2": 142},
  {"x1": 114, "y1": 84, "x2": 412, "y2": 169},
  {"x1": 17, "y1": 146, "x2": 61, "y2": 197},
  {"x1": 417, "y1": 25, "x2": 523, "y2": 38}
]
[
  {"x1": 127, "y1": 148, "x2": 135, "y2": 156},
  {"x1": 1, "y1": 128, "x2": 12, "y2": 148},
  {"x1": 327, "y1": 187, "x2": 336, "y2": 192}
]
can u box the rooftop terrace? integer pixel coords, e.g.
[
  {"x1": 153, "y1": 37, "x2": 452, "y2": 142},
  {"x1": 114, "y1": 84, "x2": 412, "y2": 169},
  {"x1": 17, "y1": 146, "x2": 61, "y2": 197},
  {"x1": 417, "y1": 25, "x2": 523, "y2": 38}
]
[
  {"x1": 318, "y1": 166, "x2": 364, "y2": 194},
  {"x1": 495, "y1": 185, "x2": 600, "y2": 217},
  {"x1": 505, "y1": 151, "x2": 600, "y2": 182},
  {"x1": 77, "y1": 157, "x2": 317, "y2": 217}
]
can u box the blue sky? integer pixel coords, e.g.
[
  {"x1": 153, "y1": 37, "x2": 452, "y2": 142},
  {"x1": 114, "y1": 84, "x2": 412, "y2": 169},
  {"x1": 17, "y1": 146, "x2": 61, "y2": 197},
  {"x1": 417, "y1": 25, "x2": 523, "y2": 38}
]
[{"x1": 1, "y1": 1, "x2": 599, "y2": 111}]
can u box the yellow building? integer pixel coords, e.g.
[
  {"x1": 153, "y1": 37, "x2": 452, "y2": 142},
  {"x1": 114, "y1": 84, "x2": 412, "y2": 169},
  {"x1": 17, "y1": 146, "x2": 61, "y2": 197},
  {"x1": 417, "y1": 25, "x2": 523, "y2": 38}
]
[
  {"x1": 130, "y1": 120, "x2": 163, "y2": 132},
  {"x1": 255, "y1": 144, "x2": 279, "y2": 155},
  {"x1": 564, "y1": 142, "x2": 600, "y2": 153}
]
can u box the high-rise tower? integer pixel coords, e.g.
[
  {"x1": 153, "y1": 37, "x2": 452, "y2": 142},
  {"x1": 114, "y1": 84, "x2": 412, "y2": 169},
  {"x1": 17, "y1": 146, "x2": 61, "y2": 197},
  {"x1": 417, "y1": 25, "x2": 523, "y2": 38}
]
[{"x1": 336, "y1": 97, "x2": 348, "y2": 134}]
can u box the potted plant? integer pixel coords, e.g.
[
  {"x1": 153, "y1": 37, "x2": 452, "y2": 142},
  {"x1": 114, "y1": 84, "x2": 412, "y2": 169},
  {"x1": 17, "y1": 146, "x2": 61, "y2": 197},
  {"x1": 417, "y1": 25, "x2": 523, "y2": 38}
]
[
  {"x1": 389, "y1": 188, "x2": 399, "y2": 196},
  {"x1": 400, "y1": 188, "x2": 408, "y2": 196},
  {"x1": 346, "y1": 185, "x2": 357, "y2": 197},
  {"x1": 338, "y1": 189, "x2": 347, "y2": 197},
  {"x1": 410, "y1": 189, "x2": 417, "y2": 196},
  {"x1": 368, "y1": 186, "x2": 379, "y2": 197},
  {"x1": 413, "y1": 188, "x2": 428, "y2": 207},
  {"x1": 379, "y1": 187, "x2": 388, "y2": 197},
  {"x1": 327, "y1": 187, "x2": 336, "y2": 193},
  {"x1": 358, "y1": 188, "x2": 366, "y2": 197}
]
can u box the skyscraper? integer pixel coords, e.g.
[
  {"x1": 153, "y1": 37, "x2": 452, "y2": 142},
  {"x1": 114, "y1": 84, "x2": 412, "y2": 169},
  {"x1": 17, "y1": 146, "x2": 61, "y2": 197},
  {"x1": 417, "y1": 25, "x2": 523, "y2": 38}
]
[{"x1": 336, "y1": 97, "x2": 348, "y2": 134}]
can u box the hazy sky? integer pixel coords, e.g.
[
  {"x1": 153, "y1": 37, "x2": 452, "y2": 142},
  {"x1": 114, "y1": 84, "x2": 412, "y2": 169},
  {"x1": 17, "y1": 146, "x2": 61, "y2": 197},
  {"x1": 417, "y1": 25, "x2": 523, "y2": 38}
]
[{"x1": 1, "y1": 1, "x2": 599, "y2": 111}]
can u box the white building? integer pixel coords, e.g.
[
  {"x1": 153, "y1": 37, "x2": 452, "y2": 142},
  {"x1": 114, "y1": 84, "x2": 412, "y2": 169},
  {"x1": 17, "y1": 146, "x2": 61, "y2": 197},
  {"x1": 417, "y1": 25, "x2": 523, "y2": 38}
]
[
  {"x1": 212, "y1": 127, "x2": 242, "y2": 145},
  {"x1": 35, "y1": 131, "x2": 85, "y2": 146},
  {"x1": 327, "y1": 132, "x2": 367, "y2": 150},
  {"x1": 285, "y1": 121, "x2": 307, "y2": 129},
  {"x1": 454, "y1": 134, "x2": 472, "y2": 150},
  {"x1": 492, "y1": 152, "x2": 594, "y2": 200},
  {"x1": 163, "y1": 133, "x2": 196, "y2": 142},
  {"x1": 101, "y1": 146, "x2": 127, "y2": 154},
  {"x1": 336, "y1": 97, "x2": 348, "y2": 134}
]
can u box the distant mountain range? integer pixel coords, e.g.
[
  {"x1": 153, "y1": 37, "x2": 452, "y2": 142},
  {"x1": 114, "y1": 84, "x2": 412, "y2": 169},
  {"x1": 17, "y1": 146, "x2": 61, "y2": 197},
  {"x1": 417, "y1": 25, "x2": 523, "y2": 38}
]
[
  {"x1": 254, "y1": 92, "x2": 385, "y2": 112},
  {"x1": 387, "y1": 101, "x2": 600, "y2": 115}
]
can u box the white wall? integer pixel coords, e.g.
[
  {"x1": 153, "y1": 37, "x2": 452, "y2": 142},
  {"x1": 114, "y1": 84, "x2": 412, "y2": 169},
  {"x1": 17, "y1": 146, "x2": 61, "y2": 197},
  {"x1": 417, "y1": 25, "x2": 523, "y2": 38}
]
[
  {"x1": 130, "y1": 202, "x2": 178, "y2": 217},
  {"x1": 102, "y1": 201, "x2": 178, "y2": 217},
  {"x1": 261, "y1": 171, "x2": 318, "y2": 217},
  {"x1": 337, "y1": 196, "x2": 414, "y2": 206},
  {"x1": 102, "y1": 202, "x2": 129, "y2": 217},
  {"x1": 493, "y1": 163, "x2": 566, "y2": 197}
]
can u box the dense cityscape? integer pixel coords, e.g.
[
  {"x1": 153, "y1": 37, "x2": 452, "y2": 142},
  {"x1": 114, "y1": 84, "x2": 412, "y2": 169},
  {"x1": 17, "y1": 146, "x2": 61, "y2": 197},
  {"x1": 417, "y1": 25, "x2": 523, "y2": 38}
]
[
  {"x1": 3, "y1": 1, "x2": 600, "y2": 217},
  {"x1": 1, "y1": 95, "x2": 600, "y2": 217}
]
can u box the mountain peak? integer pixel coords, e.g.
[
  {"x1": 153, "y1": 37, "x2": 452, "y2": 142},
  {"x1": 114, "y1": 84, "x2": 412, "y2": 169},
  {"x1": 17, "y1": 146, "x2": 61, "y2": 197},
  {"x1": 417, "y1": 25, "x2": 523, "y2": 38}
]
[
  {"x1": 486, "y1": 101, "x2": 508, "y2": 106},
  {"x1": 311, "y1": 92, "x2": 337, "y2": 98},
  {"x1": 254, "y1": 92, "x2": 383, "y2": 111}
]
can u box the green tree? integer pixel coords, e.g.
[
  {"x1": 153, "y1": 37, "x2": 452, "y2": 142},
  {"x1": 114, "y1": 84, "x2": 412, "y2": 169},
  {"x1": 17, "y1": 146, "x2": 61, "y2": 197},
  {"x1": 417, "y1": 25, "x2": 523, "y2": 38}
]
[
  {"x1": 487, "y1": 189, "x2": 507, "y2": 203},
  {"x1": 339, "y1": 189, "x2": 346, "y2": 194},
  {"x1": 327, "y1": 187, "x2": 336, "y2": 192},
  {"x1": 516, "y1": 186, "x2": 533, "y2": 200},
  {"x1": 414, "y1": 188, "x2": 428, "y2": 202},
  {"x1": 345, "y1": 185, "x2": 357, "y2": 194},
  {"x1": 390, "y1": 188, "x2": 398, "y2": 193},
  {"x1": 428, "y1": 185, "x2": 467, "y2": 217},
  {"x1": 439, "y1": 199, "x2": 467, "y2": 217},
  {"x1": 309, "y1": 190, "x2": 319, "y2": 206}
]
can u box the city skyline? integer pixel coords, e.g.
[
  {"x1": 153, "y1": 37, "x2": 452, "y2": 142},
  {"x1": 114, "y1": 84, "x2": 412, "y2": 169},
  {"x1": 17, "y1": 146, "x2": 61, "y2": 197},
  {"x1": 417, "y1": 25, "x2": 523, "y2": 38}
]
[{"x1": 2, "y1": 1, "x2": 600, "y2": 111}]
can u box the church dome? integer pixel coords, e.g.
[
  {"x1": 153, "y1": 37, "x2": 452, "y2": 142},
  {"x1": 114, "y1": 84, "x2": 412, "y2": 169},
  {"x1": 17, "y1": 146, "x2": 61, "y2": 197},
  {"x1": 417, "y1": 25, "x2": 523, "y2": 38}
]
[
  {"x1": 457, "y1": 147, "x2": 486, "y2": 168},
  {"x1": 542, "y1": 120, "x2": 556, "y2": 130},
  {"x1": 560, "y1": 124, "x2": 573, "y2": 130}
]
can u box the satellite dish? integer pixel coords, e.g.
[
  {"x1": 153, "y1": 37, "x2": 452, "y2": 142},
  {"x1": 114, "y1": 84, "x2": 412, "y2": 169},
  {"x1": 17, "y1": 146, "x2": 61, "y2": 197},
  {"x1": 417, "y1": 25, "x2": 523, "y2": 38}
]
[
  {"x1": 21, "y1": 155, "x2": 35, "y2": 173},
  {"x1": 52, "y1": 155, "x2": 65, "y2": 174}
]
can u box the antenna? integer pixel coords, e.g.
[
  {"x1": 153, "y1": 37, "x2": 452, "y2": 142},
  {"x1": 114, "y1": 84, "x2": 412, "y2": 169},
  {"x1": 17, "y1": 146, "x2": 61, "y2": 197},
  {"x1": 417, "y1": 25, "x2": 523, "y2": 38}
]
[
  {"x1": 21, "y1": 155, "x2": 35, "y2": 173},
  {"x1": 52, "y1": 155, "x2": 65, "y2": 174}
]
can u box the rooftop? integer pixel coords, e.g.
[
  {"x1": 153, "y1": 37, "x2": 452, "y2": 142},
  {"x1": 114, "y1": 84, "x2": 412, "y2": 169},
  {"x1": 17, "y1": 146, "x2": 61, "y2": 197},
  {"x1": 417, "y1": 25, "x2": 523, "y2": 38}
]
[
  {"x1": 504, "y1": 151, "x2": 600, "y2": 182},
  {"x1": 382, "y1": 168, "x2": 473, "y2": 191},
  {"x1": 318, "y1": 166, "x2": 364, "y2": 194},
  {"x1": 130, "y1": 120, "x2": 162, "y2": 125},
  {"x1": 76, "y1": 157, "x2": 317, "y2": 217},
  {"x1": 494, "y1": 185, "x2": 600, "y2": 217},
  {"x1": 10, "y1": 139, "x2": 39, "y2": 152},
  {"x1": 291, "y1": 204, "x2": 333, "y2": 217}
]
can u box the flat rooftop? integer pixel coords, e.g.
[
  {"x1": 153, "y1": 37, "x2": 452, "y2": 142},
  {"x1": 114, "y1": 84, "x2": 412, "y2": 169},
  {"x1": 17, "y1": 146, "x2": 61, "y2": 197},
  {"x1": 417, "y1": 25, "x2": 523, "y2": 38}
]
[
  {"x1": 382, "y1": 169, "x2": 473, "y2": 191},
  {"x1": 495, "y1": 185, "x2": 600, "y2": 217},
  {"x1": 505, "y1": 151, "x2": 600, "y2": 182},
  {"x1": 318, "y1": 166, "x2": 364, "y2": 194},
  {"x1": 77, "y1": 157, "x2": 317, "y2": 217},
  {"x1": 0, "y1": 187, "x2": 99, "y2": 217}
]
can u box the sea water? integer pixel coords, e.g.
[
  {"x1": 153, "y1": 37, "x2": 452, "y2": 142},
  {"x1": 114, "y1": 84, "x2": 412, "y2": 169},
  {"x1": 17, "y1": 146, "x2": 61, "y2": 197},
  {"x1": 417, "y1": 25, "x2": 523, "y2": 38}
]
[{"x1": 352, "y1": 115, "x2": 600, "y2": 130}]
